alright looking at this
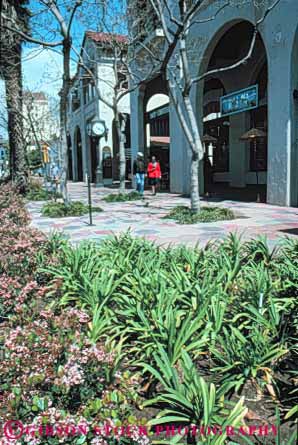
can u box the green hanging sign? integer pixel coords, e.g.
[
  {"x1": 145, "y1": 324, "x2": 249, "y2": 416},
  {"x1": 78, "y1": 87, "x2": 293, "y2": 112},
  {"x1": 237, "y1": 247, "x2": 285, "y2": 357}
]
[{"x1": 220, "y1": 85, "x2": 258, "y2": 117}]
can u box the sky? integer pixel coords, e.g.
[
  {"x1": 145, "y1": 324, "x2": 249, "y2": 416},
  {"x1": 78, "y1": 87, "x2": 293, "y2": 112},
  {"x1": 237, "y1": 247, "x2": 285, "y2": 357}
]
[
  {"x1": 0, "y1": 1, "x2": 94, "y2": 137},
  {"x1": 0, "y1": 47, "x2": 65, "y2": 138},
  {"x1": 0, "y1": 0, "x2": 127, "y2": 137},
  {"x1": 23, "y1": 46, "x2": 64, "y2": 96}
]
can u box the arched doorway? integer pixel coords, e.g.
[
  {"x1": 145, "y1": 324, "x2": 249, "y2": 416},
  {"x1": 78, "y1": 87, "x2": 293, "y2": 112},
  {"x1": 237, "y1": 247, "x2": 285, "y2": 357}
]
[
  {"x1": 90, "y1": 137, "x2": 98, "y2": 183},
  {"x1": 67, "y1": 135, "x2": 73, "y2": 180},
  {"x1": 75, "y1": 127, "x2": 83, "y2": 181},
  {"x1": 145, "y1": 93, "x2": 170, "y2": 190},
  {"x1": 201, "y1": 21, "x2": 268, "y2": 202},
  {"x1": 203, "y1": 78, "x2": 229, "y2": 193}
]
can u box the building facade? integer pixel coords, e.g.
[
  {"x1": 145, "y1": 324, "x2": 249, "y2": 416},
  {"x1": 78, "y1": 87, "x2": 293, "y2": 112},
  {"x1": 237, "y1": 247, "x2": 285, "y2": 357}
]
[
  {"x1": 130, "y1": 0, "x2": 298, "y2": 206},
  {"x1": 23, "y1": 91, "x2": 58, "y2": 151},
  {"x1": 67, "y1": 32, "x2": 130, "y2": 184}
]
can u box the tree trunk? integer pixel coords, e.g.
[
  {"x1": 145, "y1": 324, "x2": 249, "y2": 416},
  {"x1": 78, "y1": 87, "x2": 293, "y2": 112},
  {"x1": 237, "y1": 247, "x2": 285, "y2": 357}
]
[
  {"x1": 190, "y1": 151, "x2": 200, "y2": 213},
  {"x1": 4, "y1": 42, "x2": 27, "y2": 192},
  {"x1": 182, "y1": 95, "x2": 202, "y2": 213},
  {"x1": 59, "y1": 43, "x2": 71, "y2": 204},
  {"x1": 59, "y1": 87, "x2": 69, "y2": 204},
  {"x1": 115, "y1": 110, "x2": 126, "y2": 193}
]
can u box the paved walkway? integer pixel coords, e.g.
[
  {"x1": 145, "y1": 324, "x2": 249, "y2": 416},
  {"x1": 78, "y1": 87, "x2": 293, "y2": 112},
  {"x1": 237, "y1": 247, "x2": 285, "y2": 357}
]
[{"x1": 27, "y1": 182, "x2": 298, "y2": 248}]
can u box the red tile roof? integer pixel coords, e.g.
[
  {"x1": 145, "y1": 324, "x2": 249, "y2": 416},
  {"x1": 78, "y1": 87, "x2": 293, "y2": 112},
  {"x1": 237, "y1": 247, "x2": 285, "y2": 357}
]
[{"x1": 85, "y1": 31, "x2": 128, "y2": 44}]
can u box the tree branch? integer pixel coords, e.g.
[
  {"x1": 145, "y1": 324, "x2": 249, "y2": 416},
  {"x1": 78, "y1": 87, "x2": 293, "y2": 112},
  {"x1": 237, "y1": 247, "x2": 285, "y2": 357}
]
[
  {"x1": 191, "y1": 27, "x2": 257, "y2": 85},
  {"x1": 2, "y1": 23, "x2": 63, "y2": 47}
]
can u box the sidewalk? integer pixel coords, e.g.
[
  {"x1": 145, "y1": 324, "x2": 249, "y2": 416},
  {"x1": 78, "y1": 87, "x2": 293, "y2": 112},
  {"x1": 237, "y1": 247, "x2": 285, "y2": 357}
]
[{"x1": 27, "y1": 182, "x2": 298, "y2": 248}]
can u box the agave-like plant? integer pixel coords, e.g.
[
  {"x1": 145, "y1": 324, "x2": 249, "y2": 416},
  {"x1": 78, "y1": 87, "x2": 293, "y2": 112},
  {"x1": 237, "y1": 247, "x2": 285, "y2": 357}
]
[
  {"x1": 211, "y1": 326, "x2": 288, "y2": 394},
  {"x1": 141, "y1": 347, "x2": 248, "y2": 445}
]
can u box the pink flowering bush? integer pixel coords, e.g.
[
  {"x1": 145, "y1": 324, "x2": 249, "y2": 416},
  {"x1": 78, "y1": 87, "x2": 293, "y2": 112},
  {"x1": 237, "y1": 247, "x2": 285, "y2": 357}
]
[
  {"x1": 0, "y1": 276, "x2": 49, "y2": 320},
  {"x1": 0, "y1": 184, "x2": 47, "y2": 280},
  {"x1": 0, "y1": 184, "x2": 29, "y2": 226},
  {"x1": 1, "y1": 306, "x2": 146, "y2": 444},
  {"x1": 0, "y1": 185, "x2": 149, "y2": 445}
]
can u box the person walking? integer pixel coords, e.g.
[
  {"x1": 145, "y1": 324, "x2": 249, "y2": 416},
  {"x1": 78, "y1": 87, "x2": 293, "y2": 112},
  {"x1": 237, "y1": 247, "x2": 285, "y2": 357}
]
[
  {"x1": 50, "y1": 164, "x2": 61, "y2": 197},
  {"x1": 147, "y1": 156, "x2": 161, "y2": 196},
  {"x1": 133, "y1": 152, "x2": 146, "y2": 197}
]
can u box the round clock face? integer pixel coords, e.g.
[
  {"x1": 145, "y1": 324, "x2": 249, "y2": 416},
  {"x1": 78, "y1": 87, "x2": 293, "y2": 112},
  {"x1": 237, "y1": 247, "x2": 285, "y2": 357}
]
[{"x1": 92, "y1": 122, "x2": 105, "y2": 136}]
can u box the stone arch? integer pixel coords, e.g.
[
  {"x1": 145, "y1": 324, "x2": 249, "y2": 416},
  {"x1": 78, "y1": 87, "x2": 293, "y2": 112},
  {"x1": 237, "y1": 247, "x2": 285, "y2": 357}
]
[
  {"x1": 144, "y1": 86, "x2": 170, "y2": 190},
  {"x1": 143, "y1": 75, "x2": 168, "y2": 111},
  {"x1": 195, "y1": 19, "x2": 269, "y2": 199},
  {"x1": 195, "y1": 17, "x2": 268, "y2": 132}
]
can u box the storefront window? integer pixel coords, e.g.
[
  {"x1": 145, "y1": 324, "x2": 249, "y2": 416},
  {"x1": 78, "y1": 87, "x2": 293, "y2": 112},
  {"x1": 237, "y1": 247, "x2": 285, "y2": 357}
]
[
  {"x1": 250, "y1": 106, "x2": 267, "y2": 171},
  {"x1": 203, "y1": 119, "x2": 229, "y2": 172}
]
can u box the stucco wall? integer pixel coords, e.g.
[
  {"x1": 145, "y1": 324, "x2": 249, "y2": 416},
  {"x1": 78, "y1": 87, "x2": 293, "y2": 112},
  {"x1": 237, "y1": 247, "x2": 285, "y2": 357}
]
[{"x1": 130, "y1": 0, "x2": 298, "y2": 205}]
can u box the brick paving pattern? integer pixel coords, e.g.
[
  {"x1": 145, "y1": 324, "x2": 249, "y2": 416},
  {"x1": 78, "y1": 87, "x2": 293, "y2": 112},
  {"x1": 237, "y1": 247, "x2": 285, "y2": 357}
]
[{"x1": 27, "y1": 182, "x2": 298, "y2": 248}]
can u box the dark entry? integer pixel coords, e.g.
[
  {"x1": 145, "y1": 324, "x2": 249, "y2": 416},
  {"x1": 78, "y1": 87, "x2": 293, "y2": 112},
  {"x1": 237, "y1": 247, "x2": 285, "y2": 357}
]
[
  {"x1": 68, "y1": 148, "x2": 73, "y2": 180},
  {"x1": 76, "y1": 128, "x2": 83, "y2": 181}
]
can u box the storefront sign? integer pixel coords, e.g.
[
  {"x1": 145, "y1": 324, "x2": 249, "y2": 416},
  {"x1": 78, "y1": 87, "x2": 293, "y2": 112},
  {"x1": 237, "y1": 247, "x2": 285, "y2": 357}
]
[
  {"x1": 149, "y1": 105, "x2": 169, "y2": 120},
  {"x1": 220, "y1": 85, "x2": 258, "y2": 117}
]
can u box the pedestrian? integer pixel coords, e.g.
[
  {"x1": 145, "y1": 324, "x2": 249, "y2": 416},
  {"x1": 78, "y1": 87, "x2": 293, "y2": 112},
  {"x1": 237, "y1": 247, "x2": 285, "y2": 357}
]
[
  {"x1": 133, "y1": 152, "x2": 146, "y2": 197},
  {"x1": 147, "y1": 156, "x2": 162, "y2": 196},
  {"x1": 50, "y1": 164, "x2": 61, "y2": 196}
]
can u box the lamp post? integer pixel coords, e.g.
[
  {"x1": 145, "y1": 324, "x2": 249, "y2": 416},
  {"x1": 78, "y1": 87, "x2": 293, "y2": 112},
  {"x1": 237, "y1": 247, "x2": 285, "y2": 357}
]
[
  {"x1": 202, "y1": 133, "x2": 217, "y2": 197},
  {"x1": 240, "y1": 128, "x2": 267, "y2": 203},
  {"x1": 86, "y1": 120, "x2": 108, "y2": 187},
  {"x1": 202, "y1": 133, "x2": 218, "y2": 154}
]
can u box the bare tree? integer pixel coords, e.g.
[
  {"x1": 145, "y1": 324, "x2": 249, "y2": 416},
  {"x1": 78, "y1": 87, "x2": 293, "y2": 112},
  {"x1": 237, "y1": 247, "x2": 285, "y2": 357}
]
[
  {"x1": 2, "y1": 0, "x2": 96, "y2": 202},
  {"x1": 72, "y1": 32, "x2": 130, "y2": 193},
  {"x1": 74, "y1": 0, "x2": 159, "y2": 193},
  {"x1": 129, "y1": 0, "x2": 280, "y2": 212}
]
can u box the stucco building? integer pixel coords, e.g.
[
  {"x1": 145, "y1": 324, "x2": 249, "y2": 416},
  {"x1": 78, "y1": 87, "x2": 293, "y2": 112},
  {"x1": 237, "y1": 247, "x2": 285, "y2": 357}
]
[
  {"x1": 130, "y1": 0, "x2": 298, "y2": 206},
  {"x1": 67, "y1": 32, "x2": 130, "y2": 185},
  {"x1": 23, "y1": 91, "x2": 58, "y2": 151}
]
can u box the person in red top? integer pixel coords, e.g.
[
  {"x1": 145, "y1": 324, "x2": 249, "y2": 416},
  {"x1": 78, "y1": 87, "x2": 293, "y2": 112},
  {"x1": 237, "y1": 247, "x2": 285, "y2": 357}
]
[{"x1": 147, "y1": 156, "x2": 162, "y2": 195}]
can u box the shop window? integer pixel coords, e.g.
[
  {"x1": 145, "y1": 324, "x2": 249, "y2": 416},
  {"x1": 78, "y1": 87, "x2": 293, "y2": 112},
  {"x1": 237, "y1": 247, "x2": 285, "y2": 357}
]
[
  {"x1": 250, "y1": 106, "x2": 267, "y2": 171},
  {"x1": 149, "y1": 114, "x2": 169, "y2": 137},
  {"x1": 203, "y1": 120, "x2": 229, "y2": 173}
]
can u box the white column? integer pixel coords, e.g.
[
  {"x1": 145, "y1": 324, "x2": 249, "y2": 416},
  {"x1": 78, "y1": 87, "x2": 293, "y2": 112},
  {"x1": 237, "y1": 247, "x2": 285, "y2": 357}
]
[
  {"x1": 130, "y1": 88, "x2": 145, "y2": 161},
  {"x1": 169, "y1": 99, "x2": 191, "y2": 194},
  {"x1": 229, "y1": 113, "x2": 247, "y2": 188},
  {"x1": 267, "y1": 52, "x2": 296, "y2": 206}
]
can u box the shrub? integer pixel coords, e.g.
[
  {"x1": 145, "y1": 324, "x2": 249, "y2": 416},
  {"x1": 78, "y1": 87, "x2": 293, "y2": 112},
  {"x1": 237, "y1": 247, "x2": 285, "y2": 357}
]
[
  {"x1": 164, "y1": 205, "x2": 235, "y2": 224},
  {"x1": 0, "y1": 184, "x2": 47, "y2": 279},
  {"x1": 41, "y1": 201, "x2": 103, "y2": 218},
  {"x1": 0, "y1": 185, "x2": 297, "y2": 443},
  {"x1": 0, "y1": 183, "x2": 29, "y2": 226},
  {"x1": 1, "y1": 304, "x2": 147, "y2": 444},
  {"x1": 103, "y1": 191, "x2": 142, "y2": 202},
  {"x1": 26, "y1": 183, "x2": 62, "y2": 201}
]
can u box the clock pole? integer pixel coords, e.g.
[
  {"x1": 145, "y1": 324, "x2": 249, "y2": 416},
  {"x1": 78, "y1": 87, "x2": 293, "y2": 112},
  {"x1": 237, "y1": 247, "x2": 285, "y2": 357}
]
[{"x1": 87, "y1": 120, "x2": 107, "y2": 188}]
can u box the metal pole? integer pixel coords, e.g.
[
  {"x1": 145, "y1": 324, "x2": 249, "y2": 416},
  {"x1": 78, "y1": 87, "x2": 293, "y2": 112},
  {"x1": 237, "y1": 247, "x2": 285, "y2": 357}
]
[{"x1": 87, "y1": 174, "x2": 93, "y2": 226}]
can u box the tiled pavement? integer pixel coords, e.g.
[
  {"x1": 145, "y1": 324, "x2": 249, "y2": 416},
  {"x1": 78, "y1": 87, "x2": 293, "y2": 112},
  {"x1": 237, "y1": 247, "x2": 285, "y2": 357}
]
[{"x1": 27, "y1": 182, "x2": 298, "y2": 248}]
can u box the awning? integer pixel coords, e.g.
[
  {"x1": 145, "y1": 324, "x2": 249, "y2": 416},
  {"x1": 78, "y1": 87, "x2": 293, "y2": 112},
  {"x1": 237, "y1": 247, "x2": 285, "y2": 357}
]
[{"x1": 150, "y1": 136, "x2": 170, "y2": 146}]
